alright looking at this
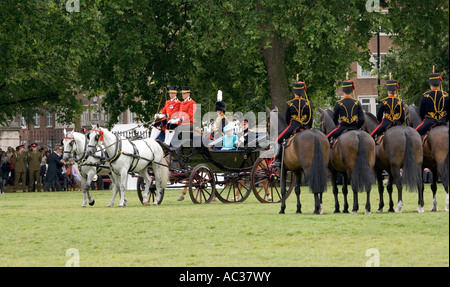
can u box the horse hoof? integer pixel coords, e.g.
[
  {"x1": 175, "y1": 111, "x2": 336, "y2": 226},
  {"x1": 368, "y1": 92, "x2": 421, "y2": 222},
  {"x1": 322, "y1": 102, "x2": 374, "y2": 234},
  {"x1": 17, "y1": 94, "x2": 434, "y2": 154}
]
[
  {"x1": 377, "y1": 209, "x2": 383, "y2": 213},
  {"x1": 351, "y1": 211, "x2": 358, "y2": 214},
  {"x1": 143, "y1": 201, "x2": 149, "y2": 206},
  {"x1": 279, "y1": 210, "x2": 285, "y2": 214},
  {"x1": 417, "y1": 206, "x2": 424, "y2": 213},
  {"x1": 89, "y1": 200, "x2": 95, "y2": 206},
  {"x1": 118, "y1": 205, "x2": 124, "y2": 208},
  {"x1": 334, "y1": 209, "x2": 340, "y2": 214},
  {"x1": 81, "y1": 205, "x2": 87, "y2": 208},
  {"x1": 395, "y1": 208, "x2": 402, "y2": 214},
  {"x1": 365, "y1": 210, "x2": 371, "y2": 215}
]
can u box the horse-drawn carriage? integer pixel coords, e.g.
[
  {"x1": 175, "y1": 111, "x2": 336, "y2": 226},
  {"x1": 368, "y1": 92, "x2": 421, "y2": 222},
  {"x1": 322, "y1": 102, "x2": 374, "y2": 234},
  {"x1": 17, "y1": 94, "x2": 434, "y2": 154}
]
[
  {"x1": 63, "y1": 122, "x2": 294, "y2": 207},
  {"x1": 135, "y1": 133, "x2": 295, "y2": 205}
]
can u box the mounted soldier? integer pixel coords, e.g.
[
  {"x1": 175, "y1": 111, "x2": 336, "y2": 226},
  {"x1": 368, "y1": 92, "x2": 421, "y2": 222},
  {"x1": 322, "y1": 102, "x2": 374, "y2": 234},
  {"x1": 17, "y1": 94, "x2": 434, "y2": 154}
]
[
  {"x1": 150, "y1": 85, "x2": 181, "y2": 143},
  {"x1": 416, "y1": 72, "x2": 449, "y2": 136},
  {"x1": 370, "y1": 79, "x2": 406, "y2": 143},
  {"x1": 326, "y1": 80, "x2": 365, "y2": 146},
  {"x1": 271, "y1": 81, "x2": 313, "y2": 168}
]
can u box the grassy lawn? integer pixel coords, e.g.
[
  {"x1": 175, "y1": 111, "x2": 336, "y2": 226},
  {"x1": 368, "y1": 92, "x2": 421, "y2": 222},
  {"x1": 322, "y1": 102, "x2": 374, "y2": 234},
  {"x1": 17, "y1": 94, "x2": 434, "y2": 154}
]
[{"x1": 0, "y1": 184, "x2": 448, "y2": 267}]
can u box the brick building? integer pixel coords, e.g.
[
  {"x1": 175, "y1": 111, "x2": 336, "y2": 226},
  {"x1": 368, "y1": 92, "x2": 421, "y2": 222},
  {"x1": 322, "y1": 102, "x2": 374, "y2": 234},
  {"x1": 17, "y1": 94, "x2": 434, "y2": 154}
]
[{"x1": 349, "y1": 18, "x2": 394, "y2": 115}]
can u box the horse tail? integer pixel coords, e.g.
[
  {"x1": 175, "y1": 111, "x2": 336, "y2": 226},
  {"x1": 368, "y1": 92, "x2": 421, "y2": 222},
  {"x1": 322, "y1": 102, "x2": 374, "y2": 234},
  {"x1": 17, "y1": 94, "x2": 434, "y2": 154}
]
[
  {"x1": 351, "y1": 133, "x2": 375, "y2": 192},
  {"x1": 401, "y1": 129, "x2": 422, "y2": 192},
  {"x1": 151, "y1": 143, "x2": 169, "y2": 189},
  {"x1": 440, "y1": 149, "x2": 449, "y2": 188},
  {"x1": 308, "y1": 132, "x2": 327, "y2": 194}
]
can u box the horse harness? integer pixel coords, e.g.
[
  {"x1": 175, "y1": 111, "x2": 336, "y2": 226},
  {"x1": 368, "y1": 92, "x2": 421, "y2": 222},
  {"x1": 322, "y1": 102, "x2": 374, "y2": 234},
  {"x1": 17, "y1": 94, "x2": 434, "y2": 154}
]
[
  {"x1": 90, "y1": 132, "x2": 164, "y2": 174},
  {"x1": 64, "y1": 134, "x2": 110, "y2": 174}
]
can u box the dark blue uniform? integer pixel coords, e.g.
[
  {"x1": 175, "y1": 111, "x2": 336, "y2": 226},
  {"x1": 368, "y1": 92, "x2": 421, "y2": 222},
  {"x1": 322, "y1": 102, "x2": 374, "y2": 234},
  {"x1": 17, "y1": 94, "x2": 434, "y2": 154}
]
[
  {"x1": 327, "y1": 96, "x2": 365, "y2": 140},
  {"x1": 416, "y1": 89, "x2": 449, "y2": 135},
  {"x1": 277, "y1": 96, "x2": 313, "y2": 144},
  {"x1": 371, "y1": 96, "x2": 405, "y2": 138}
]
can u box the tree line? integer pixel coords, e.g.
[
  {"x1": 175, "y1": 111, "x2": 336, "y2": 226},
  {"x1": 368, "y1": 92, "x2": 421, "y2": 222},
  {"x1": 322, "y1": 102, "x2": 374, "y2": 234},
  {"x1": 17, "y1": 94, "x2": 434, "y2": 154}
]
[{"x1": 0, "y1": 0, "x2": 448, "y2": 127}]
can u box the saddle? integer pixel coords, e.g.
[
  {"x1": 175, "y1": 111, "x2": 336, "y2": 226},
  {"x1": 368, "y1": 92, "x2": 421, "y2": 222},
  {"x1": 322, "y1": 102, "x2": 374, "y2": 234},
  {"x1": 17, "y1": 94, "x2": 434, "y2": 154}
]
[
  {"x1": 329, "y1": 128, "x2": 356, "y2": 149},
  {"x1": 284, "y1": 126, "x2": 307, "y2": 148},
  {"x1": 422, "y1": 122, "x2": 444, "y2": 145}
]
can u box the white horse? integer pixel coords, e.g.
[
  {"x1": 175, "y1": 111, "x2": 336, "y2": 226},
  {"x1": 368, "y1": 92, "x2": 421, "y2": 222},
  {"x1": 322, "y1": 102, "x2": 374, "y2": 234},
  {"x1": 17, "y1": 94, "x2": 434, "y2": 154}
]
[
  {"x1": 62, "y1": 129, "x2": 126, "y2": 207},
  {"x1": 86, "y1": 124, "x2": 169, "y2": 207}
]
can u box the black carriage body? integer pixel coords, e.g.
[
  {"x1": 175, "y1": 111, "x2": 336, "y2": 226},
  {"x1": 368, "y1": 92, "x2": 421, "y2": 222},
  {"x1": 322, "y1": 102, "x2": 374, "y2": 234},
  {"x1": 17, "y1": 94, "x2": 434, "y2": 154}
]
[{"x1": 137, "y1": 136, "x2": 293, "y2": 204}]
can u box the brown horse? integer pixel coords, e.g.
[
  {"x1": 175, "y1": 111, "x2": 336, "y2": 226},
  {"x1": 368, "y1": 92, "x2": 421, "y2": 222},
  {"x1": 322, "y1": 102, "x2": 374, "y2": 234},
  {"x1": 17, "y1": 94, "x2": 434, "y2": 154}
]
[
  {"x1": 268, "y1": 107, "x2": 329, "y2": 214},
  {"x1": 319, "y1": 108, "x2": 376, "y2": 214},
  {"x1": 363, "y1": 112, "x2": 423, "y2": 213},
  {"x1": 405, "y1": 105, "x2": 449, "y2": 212}
]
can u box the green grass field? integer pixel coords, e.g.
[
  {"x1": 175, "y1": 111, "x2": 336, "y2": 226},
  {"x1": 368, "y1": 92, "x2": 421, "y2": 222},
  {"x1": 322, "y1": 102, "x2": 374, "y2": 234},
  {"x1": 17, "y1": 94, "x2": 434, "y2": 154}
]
[{"x1": 0, "y1": 185, "x2": 448, "y2": 267}]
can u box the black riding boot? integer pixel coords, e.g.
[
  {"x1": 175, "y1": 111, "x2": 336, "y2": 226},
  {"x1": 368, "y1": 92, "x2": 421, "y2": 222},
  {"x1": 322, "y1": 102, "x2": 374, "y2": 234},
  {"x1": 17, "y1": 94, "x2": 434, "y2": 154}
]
[{"x1": 270, "y1": 144, "x2": 282, "y2": 168}]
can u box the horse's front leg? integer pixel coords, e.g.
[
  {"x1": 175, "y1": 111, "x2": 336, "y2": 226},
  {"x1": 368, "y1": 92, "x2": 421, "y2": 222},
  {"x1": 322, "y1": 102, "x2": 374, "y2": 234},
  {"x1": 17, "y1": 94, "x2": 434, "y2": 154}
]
[
  {"x1": 430, "y1": 168, "x2": 438, "y2": 212},
  {"x1": 295, "y1": 174, "x2": 302, "y2": 214},
  {"x1": 387, "y1": 174, "x2": 395, "y2": 212},
  {"x1": 332, "y1": 171, "x2": 340, "y2": 213},
  {"x1": 394, "y1": 175, "x2": 403, "y2": 214},
  {"x1": 365, "y1": 188, "x2": 371, "y2": 215},
  {"x1": 118, "y1": 170, "x2": 128, "y2": 207},
  {"x1": 279, "y1": 167, "x2": 287, "y2": 214},
  {"x1": 140, "y1": 173, "x2": 152, "y2": 206},
  {"x1": 342, "y1": 174, "x2": 350, "y2": 213},
  {"x1": 81, "y1": 176, "x2": 89, "y2": 208},
  {"x1": 376, "y1": 170, "x2": 384, "y2": 212}
]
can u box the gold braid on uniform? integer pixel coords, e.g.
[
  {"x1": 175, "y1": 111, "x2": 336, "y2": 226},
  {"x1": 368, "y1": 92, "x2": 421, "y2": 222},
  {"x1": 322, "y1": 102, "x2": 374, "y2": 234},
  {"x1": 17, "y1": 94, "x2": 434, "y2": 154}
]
[
  {"x1": 381, "y1": 96, "x2": 402, "y2": 122},
  {"x1": 287, "y1": 98, "x2": 311, "y2": 125},
  {"x1": 423, "y1": 90, "x2": 448, "y2": 120},
  {"x1": 338, "y1": 100, "x2": 358, "y2": 124}
]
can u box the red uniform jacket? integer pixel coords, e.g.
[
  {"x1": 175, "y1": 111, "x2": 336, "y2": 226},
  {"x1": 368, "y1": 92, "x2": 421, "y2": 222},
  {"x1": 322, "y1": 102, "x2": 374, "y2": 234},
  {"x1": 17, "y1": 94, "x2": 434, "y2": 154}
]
[
  {"x1": 176, "y1": 97, "x2": 196, "y2": 125},
  {"x1": 159, "y1": 98, "x2": 181, "y2": 120}
]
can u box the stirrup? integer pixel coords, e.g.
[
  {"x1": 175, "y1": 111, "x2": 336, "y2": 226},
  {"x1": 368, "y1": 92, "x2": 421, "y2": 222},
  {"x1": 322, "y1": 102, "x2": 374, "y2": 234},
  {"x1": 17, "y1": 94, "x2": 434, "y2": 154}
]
[{"x1": 270, "y1": 161, "x2": 281, "y2": 168}]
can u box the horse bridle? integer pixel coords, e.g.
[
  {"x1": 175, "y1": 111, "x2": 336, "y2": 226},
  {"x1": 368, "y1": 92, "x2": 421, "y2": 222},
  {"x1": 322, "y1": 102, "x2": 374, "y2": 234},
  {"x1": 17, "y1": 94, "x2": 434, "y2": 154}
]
[
  {"x1": 63, "y1": 133, "x2": 90, "y2": 164},
  {"x1": 88, "y1": 129, "x2": 122, "y2": 163}
]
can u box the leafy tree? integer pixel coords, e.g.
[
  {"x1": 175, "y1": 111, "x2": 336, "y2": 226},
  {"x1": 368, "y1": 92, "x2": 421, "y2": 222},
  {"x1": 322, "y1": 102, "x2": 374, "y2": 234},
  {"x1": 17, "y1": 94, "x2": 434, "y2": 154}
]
[
  {"x1": 0, "y1": 0, "x2": 106, "y2": 124},
  {"x1": 86, "y1": 0, "x2": 380, "y2": 125},
  {"x1": 379, "y1": 0, "x2": 449, "y2": 104}
]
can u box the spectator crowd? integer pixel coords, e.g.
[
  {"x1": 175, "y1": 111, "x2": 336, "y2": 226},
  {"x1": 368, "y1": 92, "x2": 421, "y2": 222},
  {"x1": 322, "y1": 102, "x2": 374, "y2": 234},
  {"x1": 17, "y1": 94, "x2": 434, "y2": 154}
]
[{"x1": 0, "y1": 144, "x2": 82, "y2": 193}]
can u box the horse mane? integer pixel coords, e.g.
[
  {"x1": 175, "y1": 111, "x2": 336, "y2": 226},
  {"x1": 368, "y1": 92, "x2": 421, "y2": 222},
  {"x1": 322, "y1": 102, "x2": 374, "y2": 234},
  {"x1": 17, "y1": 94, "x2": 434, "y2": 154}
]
[
  {"x1": 364, "y1": 111, "x2": 379, "y2": 124},
  {"x1": 321, "y1": 108, "x2": 336, "y2": 132}
]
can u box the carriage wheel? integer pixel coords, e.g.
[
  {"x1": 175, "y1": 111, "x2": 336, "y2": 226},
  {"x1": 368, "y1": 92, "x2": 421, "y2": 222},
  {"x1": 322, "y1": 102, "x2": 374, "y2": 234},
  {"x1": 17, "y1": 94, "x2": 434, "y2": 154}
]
[
  {"x1": 251, "y1": 156, "x2": 294, "y2": 203},
  {"x1": 188, "y1": 164, "x2": 215, "y2": 204},
  {"x1": 137, "y1": 176, "x2": 164, "y2": 205},
  {"x1": 215, "y1": 173, "x2": 252, "y2": 203}
]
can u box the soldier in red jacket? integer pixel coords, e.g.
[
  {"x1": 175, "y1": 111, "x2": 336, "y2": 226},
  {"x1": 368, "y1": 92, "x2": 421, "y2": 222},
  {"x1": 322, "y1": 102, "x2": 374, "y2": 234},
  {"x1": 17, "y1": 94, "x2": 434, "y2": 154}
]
[
  {"x1": 150, "y1": 86, "x2": 181, "y2": 141},
  {"x1": 165, "y1": 86, "x2": 197, "y2": 146}
]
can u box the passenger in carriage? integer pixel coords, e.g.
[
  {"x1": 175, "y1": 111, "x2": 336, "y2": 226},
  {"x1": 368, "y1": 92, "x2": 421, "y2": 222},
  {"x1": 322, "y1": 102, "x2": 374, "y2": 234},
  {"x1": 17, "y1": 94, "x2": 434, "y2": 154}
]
[
  {"x1": 150, "y1": 85, "x2": 181, "y2": 142},
  {"x1": 210, "y1": 91, "x2": 229, "y2": 140},
  {"x1": 222, "y1": 125, "x2": 238, "y2": 150},
  {"x1": 271, "y1": 81, "x2": 313, "y2": 168},
  {"x1": 370, "y1": 79, "x2": 406, "y2": 143},
  {"x1": 326, "y1": 80, "x2": 365, "y2": 146},
  {"x1": 235, "y1": 118, "x2": 255, "y2": 148},
  {"x1": 165, "y1": 86, "x2": 197, "y2": 146},
  {"x1": 416, "y1": 72, "x2": 449, "y2": 136}
]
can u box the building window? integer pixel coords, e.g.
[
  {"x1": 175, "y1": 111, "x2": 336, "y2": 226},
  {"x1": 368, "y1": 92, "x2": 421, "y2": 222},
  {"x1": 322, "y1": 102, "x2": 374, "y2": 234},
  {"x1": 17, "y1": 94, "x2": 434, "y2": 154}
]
[
  {"x1": 91, "y1": 110, "x2": 99, "y2": 122},
  {"x1": 358, "y1": 54, "x2": 386, "y2": 79},
  {"x1": 20, "y1": 117, "x2": 26, "y2": 129},
  {"x1": 34, "y1": 113, "x2": 40, "y2": 128},
  {"x1": 46, "y1": 112, "x2": 52, "y2": 127},
  {"x1": 82, "y1": 110, "x2": 89, "y2": 125},
  {"x1": 358, "y1": 95, "x2": 377, "y2": 115}
]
